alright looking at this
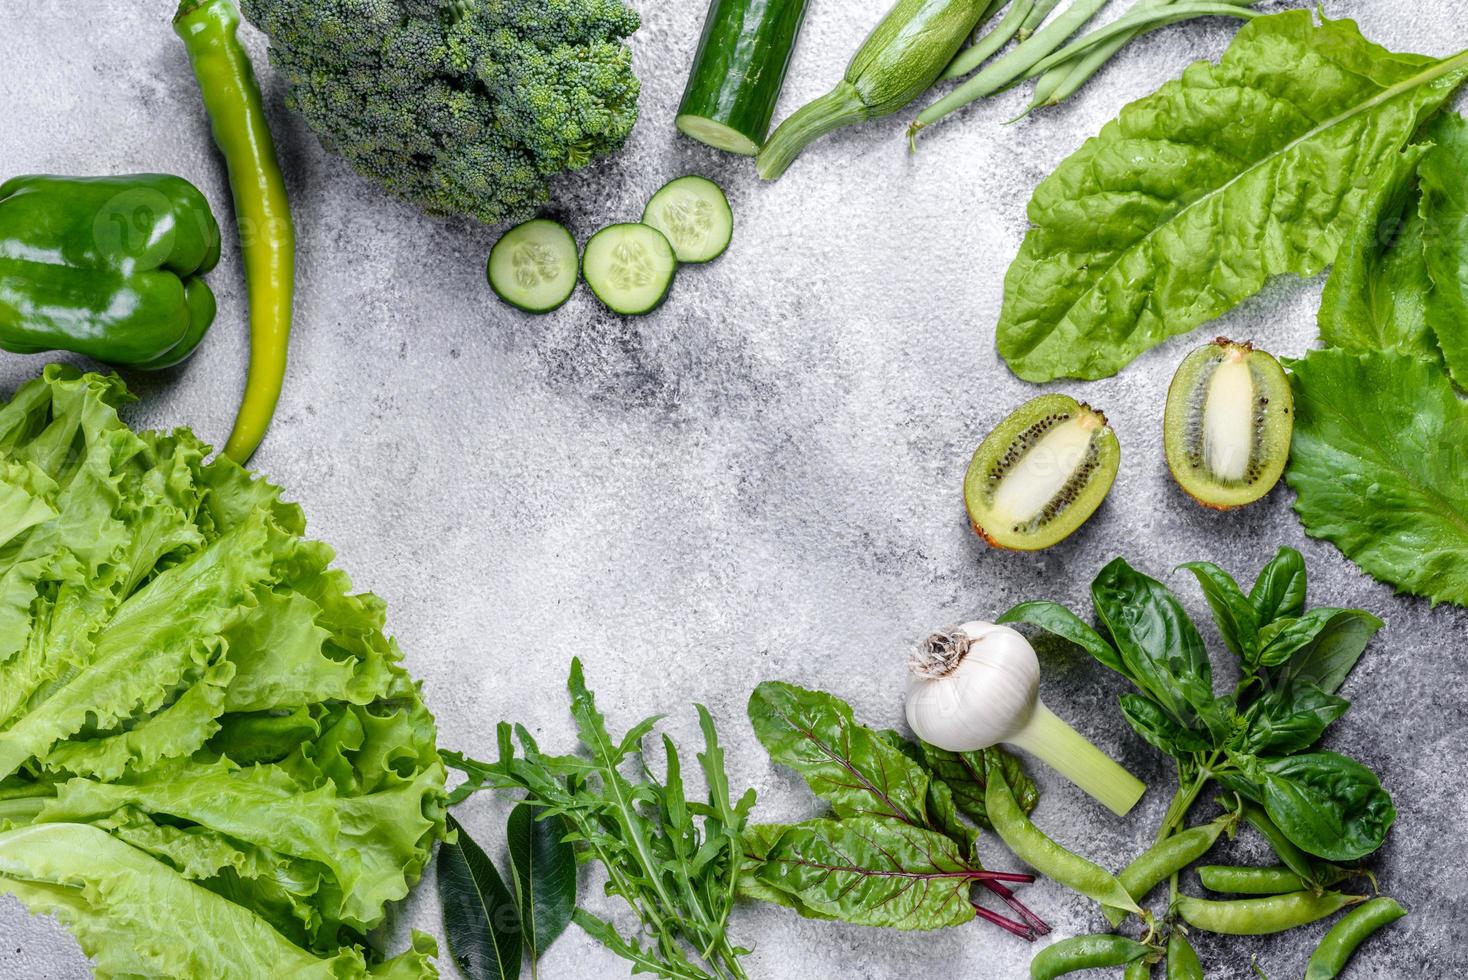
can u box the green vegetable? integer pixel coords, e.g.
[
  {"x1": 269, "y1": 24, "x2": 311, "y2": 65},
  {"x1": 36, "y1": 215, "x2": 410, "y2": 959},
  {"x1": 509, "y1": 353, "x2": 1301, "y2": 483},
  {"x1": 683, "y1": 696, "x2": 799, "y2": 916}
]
[
  {"x1": 918, "y1": 741, "x2": 1039, "y2": 830},
  {"x1": 239, "y1": 0, "x2": 641, "y2": 224},
  {"x1": 507, "y1": 805, "x2": 576, "y2": 974},
  {"x1": 742, "y1": 681, "x2": 1046, "y2": 939},
  {"x1": 642, "y1": 176, "x2": 734, "y2": 264},
  {"x1": 1419, "y1": 112, "x2": 1468, "y2": 386},
  {"x1": 439, "y1": 815, "x2": 523, "y2": 980},
  {"x1": 1197, "y1": 865, "x2": 1310, "y2": 896},
  {"x1": 487, "y1": 220, "x2": 580, "y2": 315},
  {"x1": 1286, "y1": 348, "x2": 1468, "y2": 607},
  {"x1": 1304, "y1": 896, "x2": 1406, "y2": 979},
  {"x1": 677, "y1": 0, "x2": 811, "y2": 154},
  {"x1": 0, "y1": 366, "x2": 446, "y2": 976},
  {"x1": 0, "y1": 173, "x2": 219, "y2": 368},
  {"x1": 176, "y1": 0, "x2": 296, "y2": 464},
  {"x1": 442, "y1": 660, "x2": 755, "y2": 980},
  {"x1": 581, "y1": 223, "x2": 679, "y2": 316},
  {"x1": 755, "y1": 0, "x2": 990, "y2": 179},
  {"x1": 1103, "y1": 813, "x2": 1234, "y2": 927},
  {"x1": 993, "y1": 12, "x2": 1468, "y2": 382},
  {"x1": 1175, "y1": 891, "x2": 1365, "y2": 936},
  {"x1": 1165, "y1": 929, "x2": 1203, "y2": 980},
  {"x1": 1029, "y1": 934, "x2": 1153, "y2": 979}
]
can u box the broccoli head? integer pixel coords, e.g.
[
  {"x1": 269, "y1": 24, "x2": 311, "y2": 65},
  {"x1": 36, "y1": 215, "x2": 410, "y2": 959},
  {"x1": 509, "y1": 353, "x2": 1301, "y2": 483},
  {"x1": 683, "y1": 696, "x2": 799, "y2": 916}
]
[{"x1": 240, "y1": 0, "x2": 641, "y2": 223}]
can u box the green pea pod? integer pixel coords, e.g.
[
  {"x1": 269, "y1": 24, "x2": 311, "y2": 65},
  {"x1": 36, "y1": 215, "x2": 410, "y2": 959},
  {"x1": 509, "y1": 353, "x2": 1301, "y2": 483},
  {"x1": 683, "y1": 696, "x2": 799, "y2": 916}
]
[
  {"x1": 1239, "y1": 800, "x2": 1320, "y2": 887},
  {"x1": 1166, "y1": 930, "x2": 1203, "y2": 980},
  {"x1": 0, "y1": 174, "x2": 220, "y2": 368},
  {"x1": 1104, "y1": 812, "x2": 1235, "y2": 927},
  {"x1": 1175, "y1": 891, "x2": 1365, "y2": 936},
  {"x1": 1198, "y1": 865, "x2": 1307, "y2": 896},
  {"x1": 986, "y1": 768, "x2": 1142, "y2": 915},
  {"x1": 1125, "y1": 960, "x2": 1152, "y2": 980},
  {"x1": 1030, "y1": 934, "x2": 1152, "y2": 980},
  {"x1": 1304, "y1": 897, "x2": 1406, "y2": 979},
  {"x1": 756, "y1": 0, "x2": 988, "y2": 179}
]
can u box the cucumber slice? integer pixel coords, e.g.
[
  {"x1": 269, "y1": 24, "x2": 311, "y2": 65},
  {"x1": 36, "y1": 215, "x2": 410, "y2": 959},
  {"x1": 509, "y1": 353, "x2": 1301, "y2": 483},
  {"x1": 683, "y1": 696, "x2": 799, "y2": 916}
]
[
  {"x1": 487, "y1": 219, "x2": 578, "y2": 314},
  {"x1": 581, "y1": 223, "x2": 677, "y2": 316},
  {"x1": 641, "y1": 176, "x2": 733, "y2": 264}
]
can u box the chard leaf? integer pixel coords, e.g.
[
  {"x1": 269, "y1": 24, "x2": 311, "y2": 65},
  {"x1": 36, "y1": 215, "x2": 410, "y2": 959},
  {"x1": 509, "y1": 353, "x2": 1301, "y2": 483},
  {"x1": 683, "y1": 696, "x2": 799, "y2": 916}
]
[
  {"x1": 1249, "y1": 547, "x2": 1308, "y2": 625},
  {"x1": 996, "y1": 11, "x2": 1468, "y2": 381},
  {"x1": 747, "y1": 682, "x2": 931, "y2": 829},
  {"x1": 1420, "y1": 111, "x2": 1468, "y2": 386},
  {"x1": 1257, "y1": 752, "x2": 1396, "y2": 861},
  {"x1": 736, "y1": 824, "x2": 836, "y2": 921},
  {"x1": 439, "y1": 815, "x2": 522, "y2": 980},
  {"x1": 506, "y1": 805, "x2": 575, "y2": 967},
  {"x1": 877, "y1": 731, "x2": 977, "y2": 856},
  {"x1": 747, "y1": 816, "x2": 986, "y2": 930},
  {"x1": 917, "y1": 742, "x2": 1038, "y2": 831},
  {"x1": 1286, "y1": 348, "x2": 1468, "y2": 606}
]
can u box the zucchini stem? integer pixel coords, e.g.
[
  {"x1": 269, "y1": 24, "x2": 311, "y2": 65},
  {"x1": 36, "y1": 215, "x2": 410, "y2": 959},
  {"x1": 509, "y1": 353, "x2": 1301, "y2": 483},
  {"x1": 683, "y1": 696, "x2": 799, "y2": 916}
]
[{"x1": 756, "y1": 82, "x2": 870, "y2": 180}]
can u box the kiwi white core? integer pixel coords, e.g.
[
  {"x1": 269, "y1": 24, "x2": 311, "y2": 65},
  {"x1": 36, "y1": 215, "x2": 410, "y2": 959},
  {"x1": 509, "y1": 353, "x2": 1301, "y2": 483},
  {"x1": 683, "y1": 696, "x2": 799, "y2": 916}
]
[
  {"x1": 1202, "y1": 350, "x2": 1255, "y2": 482},
  {"x1": 990, "y1": 413, "x2": 1100, "y2": 525}
]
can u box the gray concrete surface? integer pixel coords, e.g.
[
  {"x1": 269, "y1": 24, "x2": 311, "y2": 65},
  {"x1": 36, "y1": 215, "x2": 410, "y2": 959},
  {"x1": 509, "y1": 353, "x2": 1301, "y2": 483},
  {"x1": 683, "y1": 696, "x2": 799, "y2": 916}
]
[{"x1": 3, "y1": 1, "x2": 1468, "y2": 976}]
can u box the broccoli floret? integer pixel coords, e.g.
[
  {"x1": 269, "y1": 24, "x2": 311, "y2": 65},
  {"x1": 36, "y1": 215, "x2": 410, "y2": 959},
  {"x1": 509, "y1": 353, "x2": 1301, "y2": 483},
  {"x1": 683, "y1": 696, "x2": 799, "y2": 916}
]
[{"x1": 240, "y1": 0, "x2": 640, "y2": 224}]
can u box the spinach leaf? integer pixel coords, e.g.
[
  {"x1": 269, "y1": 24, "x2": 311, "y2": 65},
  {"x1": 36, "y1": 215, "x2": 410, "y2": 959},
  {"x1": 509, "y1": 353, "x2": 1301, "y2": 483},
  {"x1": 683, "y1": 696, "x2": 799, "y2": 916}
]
[
  {"x1": 506, "y1": 805, "x2": 575, "y2": 968},
  {"x1": 1180, "y1": 561, "x2": 1258, "y2": 661},
  {"x1": 1092, "y1": 558, "x2": 1218, "y2": 730},
  {"x1": 1420, "y1": 111, "x2": 1468, "y2": 386},
  {"x1": 1249, "y1": 547, "x2": 1308, "y2": 625},
  {"x1": 1258, "y1": 753, "x2": 1397, "y2": 862},
  {"x1": 995, "y1": 12, "x2": 1468, "y2": 381},
  {"x1": 1239, "y1": 683, "x2": 1349, "y2": 756},
  {"x1": 1286, "y1": 348, "x2": 1468, "y2": 606},
  {"x1": 439, "y1": 814, "x2": 523, "y2": 980},
  {"x1": 747, "y1": 682, "x2": 931, "y2": 828},
  {"x1": 748, "y1": 816, "x2": 992, "y2": 930},
  {"x1": 1318, "y1": 142, "x2": 1439, "y2": 361},
  {"x1": 917, "y1": 742, "x2": 1038, "y2": 831},
  {"x1": 1118, "y1": 693, "x2": 1211, "y2": 759},
  {"x1": 998, "y1": 600, "x2": 1125, "y2": 675}
]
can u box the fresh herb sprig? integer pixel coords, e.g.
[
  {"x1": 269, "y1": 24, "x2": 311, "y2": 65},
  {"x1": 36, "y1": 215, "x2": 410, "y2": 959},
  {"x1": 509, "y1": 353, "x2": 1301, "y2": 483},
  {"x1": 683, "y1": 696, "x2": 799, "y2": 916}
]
[{"x1": 444, "y1": 659, "x2": 755, "y2": 980}]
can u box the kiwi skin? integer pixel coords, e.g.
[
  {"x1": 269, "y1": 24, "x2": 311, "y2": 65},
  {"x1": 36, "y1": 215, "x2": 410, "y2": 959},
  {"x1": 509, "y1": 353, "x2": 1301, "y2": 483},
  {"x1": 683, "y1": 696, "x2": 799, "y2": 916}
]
[
  {"x1": 1163, "y1": 338, "x2": 1294, "y2": 511},
  {"x1": 964, "y1": 394, "x2": 1121, "y2": 551}
]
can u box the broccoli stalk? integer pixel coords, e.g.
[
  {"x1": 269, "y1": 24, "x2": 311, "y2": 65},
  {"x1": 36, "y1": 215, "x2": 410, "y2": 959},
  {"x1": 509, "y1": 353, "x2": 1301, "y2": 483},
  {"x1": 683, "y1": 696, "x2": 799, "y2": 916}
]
[{"x1": 240, "y1": 0, "x2": 642, "y2": 224}]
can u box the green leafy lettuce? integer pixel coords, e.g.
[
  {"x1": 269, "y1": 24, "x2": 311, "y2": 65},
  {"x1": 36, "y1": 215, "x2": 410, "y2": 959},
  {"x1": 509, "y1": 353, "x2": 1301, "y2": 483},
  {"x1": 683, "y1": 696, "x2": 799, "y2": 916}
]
[
  {"x1": 0, "y1": 366, "x2": 445, "y2": 978},
  {"x1": 995, "y1": 11, "x2": 1468, "y2": 382}
]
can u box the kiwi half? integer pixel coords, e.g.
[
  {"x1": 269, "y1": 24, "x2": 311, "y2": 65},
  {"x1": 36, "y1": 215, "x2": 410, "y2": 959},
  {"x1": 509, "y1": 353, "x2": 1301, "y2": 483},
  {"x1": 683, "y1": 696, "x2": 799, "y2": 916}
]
[
  {"x1": 964, "y1": 394, "x2": 1120, "y2": 551},
  {"x1": 1164, "y1": 338, "x2": 1293, "y2": 510}
]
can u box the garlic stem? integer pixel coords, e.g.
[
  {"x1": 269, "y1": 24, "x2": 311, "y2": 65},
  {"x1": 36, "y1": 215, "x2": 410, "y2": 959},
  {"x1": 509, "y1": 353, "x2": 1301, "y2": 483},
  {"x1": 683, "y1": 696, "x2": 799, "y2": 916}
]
[{"x1": 1007, "y1": 701, "x2": 1145, "y2": 817}]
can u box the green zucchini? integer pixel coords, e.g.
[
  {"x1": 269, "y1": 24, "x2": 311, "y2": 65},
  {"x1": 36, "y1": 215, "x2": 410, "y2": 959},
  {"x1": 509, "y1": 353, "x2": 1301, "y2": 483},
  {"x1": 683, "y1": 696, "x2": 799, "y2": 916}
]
[{"x1": 677, "y1": 0, "x2": 811, "y2": 155}]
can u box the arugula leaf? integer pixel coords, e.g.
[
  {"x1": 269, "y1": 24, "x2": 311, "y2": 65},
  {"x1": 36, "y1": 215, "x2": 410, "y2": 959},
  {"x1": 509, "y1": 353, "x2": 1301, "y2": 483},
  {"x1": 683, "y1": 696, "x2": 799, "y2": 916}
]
[
  {"x1": 996, "y1": 11, "x2": 1468, "y2": 381},
  {"x1": 439, "y1": 815, "x2": 523, "y2": 980},
  {"x1": 1249, "y1": 548, "x2": 1308, "y2": 625},
  {"x1": 1286, "y1": 348, "x2": 1468, "y2": 605},
  {"x1": 748, "y1": 816, "x2": 991, "y2": 930},
  {"x1": 506, "y1": 805, "x2": 574, "y2": 969},
  {"x1": 917, "y1": 743, "x2": 1038, "y2": 831},
  {"x1": 1420, "y1": 111, "x2": 1468, "y2": 386},
  {"x1": 1318, "y1": 142, "x2": 1439, "y2": 360},
  {"x1": 1180, "y1": 561, "x2": 1259, "y2": 662},
  {"x1": 1257, "y1": 753, "x2": 1396, "y2": 862}
]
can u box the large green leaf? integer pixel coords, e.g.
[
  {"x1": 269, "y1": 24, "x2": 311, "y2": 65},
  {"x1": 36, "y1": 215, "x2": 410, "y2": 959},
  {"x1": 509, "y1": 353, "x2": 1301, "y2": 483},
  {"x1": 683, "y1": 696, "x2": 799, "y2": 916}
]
[
  {"x1": 1420, "y1": 112, "x2": 1468, "y2": 386},
  {"x1": 1248, "y1": 547, "x2": 1308, "y2": 625},
  {"x1": 1286, "y1": 348, "x2": 1468, "y2": 605},
  {"x1": 506, "y1": 805, "x2": 575, "y2": 967},
  {"x1": 1257, "y1": 753, "x2": 1396, "y2": 861},
  {"x1": 916, "y1": 743, "x2": 1037, "y2": 831},
  {"x1": 439, "y1": 815, "x2": 523, "y2": 980},
  {"x1": 995, "y1": 11, "x2": 1468, "y2": 381}
]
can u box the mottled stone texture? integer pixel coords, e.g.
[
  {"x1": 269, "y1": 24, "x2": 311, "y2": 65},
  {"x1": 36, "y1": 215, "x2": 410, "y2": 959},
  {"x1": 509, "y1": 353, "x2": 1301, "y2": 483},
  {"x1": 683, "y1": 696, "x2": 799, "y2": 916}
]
[{"x1": 2, "y1": 1, "x2": 1467, "y2": 976}]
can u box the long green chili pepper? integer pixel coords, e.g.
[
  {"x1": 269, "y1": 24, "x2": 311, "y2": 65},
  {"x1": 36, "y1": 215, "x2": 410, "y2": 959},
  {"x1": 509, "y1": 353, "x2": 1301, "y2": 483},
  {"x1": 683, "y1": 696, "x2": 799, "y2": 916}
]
[
  {"x1": 1166, "y1": 930, "x2": 1203, "y2": 980},
  {"x1": 1303, "y1": 897, "x2": 1406, "y2": 979},
  {"x1": 1103, "y1": 812, "x2": 1235, "y2": 927},
  {"x1": 175, "y1": 0, "x2": 295, "y2": 464},
  {"x1": 1030, "y1": 935, "x2": 1153, "y2": 980},
  {"x1": 1175, "y1": 891, "x2": 1366, "y2": 936},
  {"x1": 756, "y1": 0, "x2": 991, "y2": 179}
]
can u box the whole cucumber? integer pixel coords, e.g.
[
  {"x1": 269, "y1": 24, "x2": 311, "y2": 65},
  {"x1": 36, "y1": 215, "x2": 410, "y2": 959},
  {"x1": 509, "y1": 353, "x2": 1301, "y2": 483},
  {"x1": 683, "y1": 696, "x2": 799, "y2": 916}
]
[
  {"x1": 757, "y1": 0, "x2": 988, "y2": 179},
  {"x1": 677, "y1": 0, "x2": 811, "y2": 155}
]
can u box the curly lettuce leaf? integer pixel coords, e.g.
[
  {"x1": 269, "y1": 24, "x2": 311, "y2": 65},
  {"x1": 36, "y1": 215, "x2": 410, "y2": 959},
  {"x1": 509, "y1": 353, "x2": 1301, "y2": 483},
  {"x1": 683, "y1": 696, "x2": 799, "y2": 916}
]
[
  {"x1": 996, "y1": 12, "x2": 1468, "y2": 381},
  {"x1": 1286, "y1": 348, "x2": 1468, "y2": 605},
  {"x1": 1419, "y1": 111, "x2": 1468, "y2": 386}
]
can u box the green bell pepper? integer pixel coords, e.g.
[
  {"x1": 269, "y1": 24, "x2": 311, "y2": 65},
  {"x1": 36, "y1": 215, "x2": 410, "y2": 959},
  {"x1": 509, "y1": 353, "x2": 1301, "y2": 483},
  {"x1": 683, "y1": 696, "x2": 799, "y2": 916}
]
[{"x1": 0, "y1": 173, "x2": 220, "y2": 368}]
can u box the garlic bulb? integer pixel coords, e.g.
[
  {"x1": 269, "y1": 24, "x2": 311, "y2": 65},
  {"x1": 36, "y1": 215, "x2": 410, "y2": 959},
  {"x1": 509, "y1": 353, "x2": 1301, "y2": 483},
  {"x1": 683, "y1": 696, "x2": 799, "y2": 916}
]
[{"x1": 906, "y1": 621, "x2": 1144, "y2": 816}]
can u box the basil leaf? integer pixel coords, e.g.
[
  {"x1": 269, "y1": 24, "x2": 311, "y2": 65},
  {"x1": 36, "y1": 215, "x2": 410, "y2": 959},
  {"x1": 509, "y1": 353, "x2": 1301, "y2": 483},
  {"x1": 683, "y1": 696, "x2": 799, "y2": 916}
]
[
  {"x1": 999, "y1": 600, "x2": 1125, "y2": 676},
  {"x1": 1273, "y1": 609, "x2": 1384, "y2": 696},
  {"x1": 750, "y1": 816, "x2": 989, "y2": 930},
  {"x1": 1180, "y1": 561, "x2": 1258, "y2": 661},
  {"x1": 1256, "y1": 608, "x2": 1379, "y2": 674},
  {"x1": 1318, "y1": 142, "x2": 1439, "y2": 361},
  {"x1": 506, "y1": 804, "x2": 575, "y2": 966},
  {"x1": 747, "y1": 682, "x2": 931, "y2": 828},
  {"x1": 439, "y1": 815, "x2": 523, "y2": 980},
  {"x1": 1118, "y1": 693, "x2": 1211, "y2": 758},
  {"x1": 1091, "y1": 558, "x2": 1217, "y2": 729},
  {"x1": 1421, "y1": 112, "x2": 1468, "y2": 386},
  {"x1": 995, "y1": 12, "x2": 1468, "y2": 381},
  {"x1": 1249, "y1": 547, "x2": 1308, "y2": 624},
  {"x1": 1240, "y1": 683, "x2": 1349, "y2": 756},
  {"x1": 1258, "y1": 753, "x2": 1396, "y2": 861},
  {"x1": 1287, "y1": 348, "x2": 1468, "y2": 606},
  {"x1": 917, "y1": 742, "x2": 1038, "y2": 831}
]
